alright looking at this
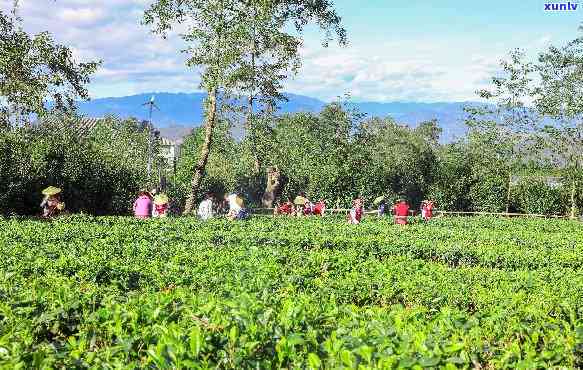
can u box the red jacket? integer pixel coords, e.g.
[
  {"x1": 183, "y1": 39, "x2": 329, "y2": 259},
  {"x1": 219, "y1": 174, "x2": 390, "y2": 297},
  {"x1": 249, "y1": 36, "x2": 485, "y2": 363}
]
[
  {"x1": 393, "y1": 202, "x2": 409, "y2": 217},
  {"x1": 278, "y1": 202, "x2": 293, "y2": 215},
  {"x1": 347, "y1": 207, "x2": 363, "y2": 224},
  {"x1": 313, "y1": 201, "x2": 325, "y2": 216},
  {"x1": 155, "y1": 203, "x2": 168, "y2": 216},
  {"x1": 422, "y1": 202, "x2": 434, "y2": 219}
]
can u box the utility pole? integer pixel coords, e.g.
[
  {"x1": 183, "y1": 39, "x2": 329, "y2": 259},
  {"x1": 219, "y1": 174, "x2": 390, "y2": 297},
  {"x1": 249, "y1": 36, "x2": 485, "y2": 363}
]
[{"x1": 142, "y1": 96, "x2": 159, "y2": 184}]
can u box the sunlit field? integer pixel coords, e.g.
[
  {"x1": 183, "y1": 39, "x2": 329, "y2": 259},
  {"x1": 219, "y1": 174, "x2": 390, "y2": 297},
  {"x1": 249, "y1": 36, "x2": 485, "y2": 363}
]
[{"x1": 0, "y1": 215, "x2": 581, "y2": 368}]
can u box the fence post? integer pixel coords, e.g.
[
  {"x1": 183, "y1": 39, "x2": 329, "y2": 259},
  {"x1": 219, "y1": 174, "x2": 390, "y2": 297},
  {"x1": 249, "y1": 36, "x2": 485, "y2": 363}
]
[
  {"x1": 505, "y1": 172, "x2": 512, "y2": 214},
  {"x1": 570, "y1": 179, "x2": 577, "y2": 220}
]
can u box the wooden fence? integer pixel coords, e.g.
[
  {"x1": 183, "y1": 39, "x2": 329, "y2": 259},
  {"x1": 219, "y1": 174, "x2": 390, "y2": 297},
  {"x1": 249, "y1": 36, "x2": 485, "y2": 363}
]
[
  {"x1": 250, "y1": 208, "x2": 572, "y2": 219},
  {"x1": 434, "y1": 210, "x2": 568, "y2": 219},
  {"x1": 251, "y1": 208, "x2": 380, "y2": 215}
]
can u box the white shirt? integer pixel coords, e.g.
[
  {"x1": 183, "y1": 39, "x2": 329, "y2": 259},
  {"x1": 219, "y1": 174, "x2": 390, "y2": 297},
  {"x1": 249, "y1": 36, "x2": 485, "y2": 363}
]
[
  {"x1": 227, "y1": 194, "x2": 242, "y2": 212},
  {"x1": 348, "y1": 209, "x2": 360, "y2": 224},
  {"x1": 197, "y1": 199, "x2": 214, "y2": 220}
]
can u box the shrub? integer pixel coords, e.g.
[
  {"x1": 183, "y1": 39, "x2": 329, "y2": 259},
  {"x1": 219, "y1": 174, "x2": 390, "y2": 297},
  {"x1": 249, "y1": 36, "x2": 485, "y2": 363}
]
[
  {"x1": 512, "y1": 179, "x2": 568, "y2": 215},
  {"x1": 0, "y1": 117, "x2": 151, "y2": 215}
]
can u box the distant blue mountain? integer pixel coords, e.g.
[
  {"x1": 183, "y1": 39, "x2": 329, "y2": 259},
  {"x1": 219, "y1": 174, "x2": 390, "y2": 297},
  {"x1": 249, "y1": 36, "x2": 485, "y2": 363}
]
[
  {"x1": 76, "y1": 92, "x2": 475, "y2": 142},
  {"x1": 77, "y1": 92, "x2": 208, "y2": 127}
]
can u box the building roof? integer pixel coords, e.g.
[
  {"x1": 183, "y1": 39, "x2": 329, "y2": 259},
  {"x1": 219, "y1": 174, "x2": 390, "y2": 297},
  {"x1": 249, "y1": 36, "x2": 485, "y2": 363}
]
[
  {"x1": 39, "y1": 115, "x2": 107, "y2": 136},
  {"x1": 160, "y1": 137, "x2": 178, "y2": 146}
]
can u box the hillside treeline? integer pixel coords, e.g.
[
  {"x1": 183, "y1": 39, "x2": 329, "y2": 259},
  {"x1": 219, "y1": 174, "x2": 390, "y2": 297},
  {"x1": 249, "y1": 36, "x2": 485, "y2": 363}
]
[
  {"x1": 0, "y1": 116, "x2": 160, "y2": 215},
  {"x1": 171, "y1": 102, "x2": 581, "y2": 215},
  {"x1": 1, "y1": 103, "x2": 580, "y2": 216}
]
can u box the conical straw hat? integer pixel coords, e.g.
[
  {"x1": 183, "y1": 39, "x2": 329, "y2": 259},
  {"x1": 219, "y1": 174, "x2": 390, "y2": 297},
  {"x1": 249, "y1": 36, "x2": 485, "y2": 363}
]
[
  {"x1": 154, "y1": 193, "x2": 169, "y2": 205},
  {"x1": 42, "y1": 186, "x2": 61, "y2": 196},
  {"x1": 373, "y1": 195, "x2": 385, "y2": 205},
  {"x1": 235, "y1": 195, "x2": 244, "y2": 207},
  {"x1": 294, "y1": 196, "x2": 306, "y2": 205}
]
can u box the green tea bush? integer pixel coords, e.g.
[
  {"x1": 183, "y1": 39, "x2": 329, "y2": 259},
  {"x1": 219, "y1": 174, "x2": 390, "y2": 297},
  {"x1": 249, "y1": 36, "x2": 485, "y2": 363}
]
[
  {"x1": 512, "y1": 178, "x2": 567, "y2": 215},
  {"x1": 0, "y1": 216, "x2": 581, "y2": 368}
]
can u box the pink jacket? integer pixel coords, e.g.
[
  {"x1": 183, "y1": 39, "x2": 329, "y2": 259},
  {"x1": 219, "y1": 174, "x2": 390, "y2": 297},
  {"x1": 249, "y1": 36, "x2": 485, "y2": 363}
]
[{"x1": 133, "y1": 195, "x2": 152, "y2": 218}]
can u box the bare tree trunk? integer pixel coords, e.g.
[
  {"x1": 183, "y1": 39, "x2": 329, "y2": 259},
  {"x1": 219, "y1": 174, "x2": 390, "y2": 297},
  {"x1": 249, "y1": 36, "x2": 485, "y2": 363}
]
[
  {"x1": 247, "y1": 10, "x2": 261, "y2": 174},
  {"x1": 247, "y1": 94, "x2": 261, "y2": 174},
  {"x1": 570, "y1": 179, "x2": 577, "y2": 219},
  {"x1": 505, "y1": 172, "x2": 512, "y2": 214},
  {"x1": 261, "y1": 166, "x2": 281, "y2": 208},
  {"x1": 183, "y1": 88, "x2": 218, "y2": 214}
]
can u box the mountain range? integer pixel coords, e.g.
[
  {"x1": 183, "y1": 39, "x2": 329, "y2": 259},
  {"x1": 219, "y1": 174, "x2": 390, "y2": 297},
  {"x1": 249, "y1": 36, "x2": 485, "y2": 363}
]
[{"x1": 76, "y1": 92, "x2": 476, "y2": 142}]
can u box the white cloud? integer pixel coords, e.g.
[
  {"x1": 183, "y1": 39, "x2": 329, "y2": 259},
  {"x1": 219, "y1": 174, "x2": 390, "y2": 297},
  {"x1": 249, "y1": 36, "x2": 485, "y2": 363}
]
[
  {"x1": 284, "y1": 40, "x2": 508, "y2": 102},
  {"x1": 57, "y1": 7, "x2": 106, "y2": 25},
  {"x1": 0, "y1": 1, "x2": 548, "y2": 102}
]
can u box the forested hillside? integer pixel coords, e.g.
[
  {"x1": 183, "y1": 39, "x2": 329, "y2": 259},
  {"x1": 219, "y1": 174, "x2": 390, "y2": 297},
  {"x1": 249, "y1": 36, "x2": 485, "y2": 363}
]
[{"x1": 75, "y1": 92, "x2": 472, "y2": 142}]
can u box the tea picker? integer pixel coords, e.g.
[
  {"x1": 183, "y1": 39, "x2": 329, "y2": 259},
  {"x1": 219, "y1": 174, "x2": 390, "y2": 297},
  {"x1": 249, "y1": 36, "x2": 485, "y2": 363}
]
[
  {"x1": 197, "y1": 193, "x2": 215, "y2": 220},
  {"x1": 153, "y1": 193, "x2": 170, "y2": 218},
  {"x1": 226, "y1": 193, "x2": 248, "y2": 220},
  {"x1": 373, "y1": 195, "x2": 386, "y2": 217},
  {"x1": 40, "y1": 186, "x2": 66, "y2": 218},
  {"x1": 347, "y1": 197, "x2": 364, "y2": 224},
  {"x1": 393, "y1": 197, "x2": 410, "y2": 225}
]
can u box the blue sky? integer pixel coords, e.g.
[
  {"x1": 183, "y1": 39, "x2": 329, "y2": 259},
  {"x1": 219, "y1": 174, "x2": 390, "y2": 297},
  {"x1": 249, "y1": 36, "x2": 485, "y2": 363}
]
[{"x1": 2, "y1": 0, "x2": 581, "y2": 102}]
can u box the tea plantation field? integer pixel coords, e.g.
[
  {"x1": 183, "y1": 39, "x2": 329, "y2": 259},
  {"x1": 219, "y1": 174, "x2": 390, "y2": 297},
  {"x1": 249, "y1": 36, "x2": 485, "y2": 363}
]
[{"x1": 0, "y1": 216, "x2": 582, "y2": 368}]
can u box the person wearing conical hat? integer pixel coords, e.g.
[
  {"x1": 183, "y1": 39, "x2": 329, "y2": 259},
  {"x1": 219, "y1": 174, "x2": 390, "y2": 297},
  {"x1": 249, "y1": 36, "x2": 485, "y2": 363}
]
[
  {"x1": 374, "y1": 195, "x2": 386, "y2": 217},
  {"x1": 152, "y1": 193, "x2": 170, "y2": 218},
  {"x1": 293, "y1": 196, "x2": 304, "y2": 217},
  {"x1": 294, "y1": 192, "x2": 311, "y2": 217},
  {"x1": 40, "y1": 186, "x2": 65, "y2": 218},
  {"x1": 225, "y1": 192, "x2": 248, "y2": 221}
]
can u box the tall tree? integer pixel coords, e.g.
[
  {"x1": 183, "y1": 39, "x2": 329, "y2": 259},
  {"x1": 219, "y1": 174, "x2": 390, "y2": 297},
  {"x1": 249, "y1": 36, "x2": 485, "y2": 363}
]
[
  {"x1": 475, "y1": 49, "x2": 542, "y2": 213},
  {"x1": 463, "y1": 117, "x2": 525, "y2": 212},
  {"x1": 144, "y1": 0, "x2": 347, "y2": 213},
  {"x1": 532, "y1": 32, "x2": 583, "y2": 219},
  {"x1": 479, "y1": 32, "x2": 583, "y2": 218},
  {"x1": 144, "y1": 0, "x2": 243, "y2": 213},
  {"x1": 232, "y1": 0, "x2": 347, "y2": 173},
  {"x1": 353, "y1": 116, "x2": 438, "y2": 207},
  {"x1": 174, "y1": 119, "x2": 239, "y2": 204},
  {"x1": 0, "y1": 6, "x2": 100, "y2": 127}
]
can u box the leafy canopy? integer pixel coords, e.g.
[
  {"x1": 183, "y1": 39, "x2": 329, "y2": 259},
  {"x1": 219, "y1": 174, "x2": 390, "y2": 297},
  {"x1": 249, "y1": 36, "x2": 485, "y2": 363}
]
[{"x1": 0, "y1": 8, "x2": 100, "y2": 127}]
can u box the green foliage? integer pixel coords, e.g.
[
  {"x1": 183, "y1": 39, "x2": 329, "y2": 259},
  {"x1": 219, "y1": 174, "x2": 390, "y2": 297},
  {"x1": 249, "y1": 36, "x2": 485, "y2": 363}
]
[
  {"x1": 512, "y1": 179, "x2": 567, "y2": 215},
  {"x1": 478, "y1": 30, "x2": 583, "y2": 216},
  {"x1": 467, "y1": 175, "x2": 507, "y2": 212},
  {"x1": 428, "y1": 145, "x2": 473, "y2": 211},
  {"x1": 0, "y1": 216, "x2": 581, "y2": 367},
  {"x1": 0, "y1": 116, "x2": 154, "y2": 215},
  {"x1": 0, "y1": 9, "x2": 99, "y2": 126},
  {"x1": 442, "y1": 119, "x2": 520, "y2": 212},
  {"x1": 143, "y1": 0, "x2": 347, "y2": 210},
  {"x1": 145, "y1": 0, "x2": 345, "y2": 99},
  {"x1": 352, "y1": 117, "x2": 438, "y2": 207},
  {"x1": 255, "y1": 104, "x2": 355, "y2": 206},
  {"x1": 172, "y1": 120, "x2": 242, "y2": 206},
  {"x1": 250, "y1": 103, "x2": 441, "y2": 208}
]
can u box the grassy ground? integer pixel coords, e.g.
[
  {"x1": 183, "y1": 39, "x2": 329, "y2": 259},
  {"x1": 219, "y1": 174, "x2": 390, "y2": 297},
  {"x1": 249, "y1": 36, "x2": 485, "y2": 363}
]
[{"x1": 0, "y1": 215, "x2": 581, "y2": 368}]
